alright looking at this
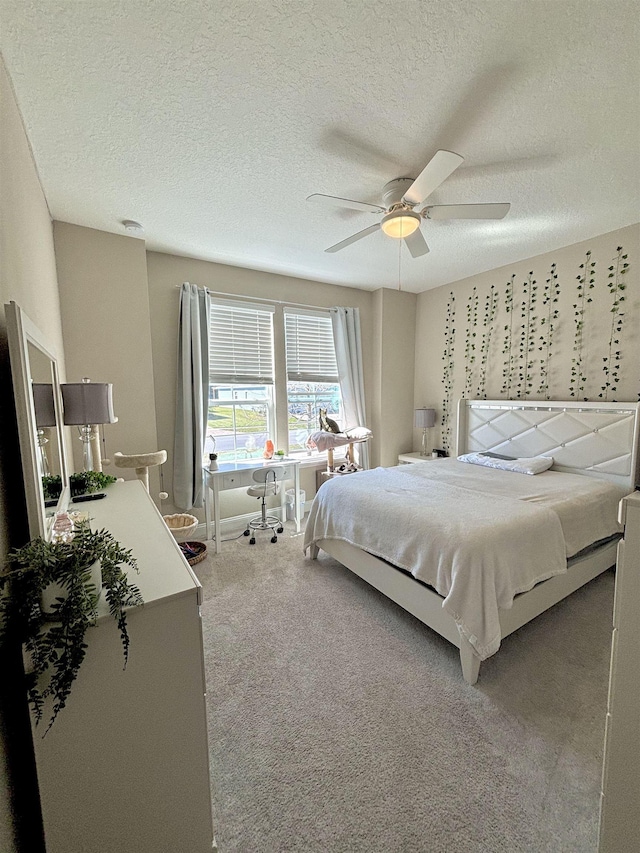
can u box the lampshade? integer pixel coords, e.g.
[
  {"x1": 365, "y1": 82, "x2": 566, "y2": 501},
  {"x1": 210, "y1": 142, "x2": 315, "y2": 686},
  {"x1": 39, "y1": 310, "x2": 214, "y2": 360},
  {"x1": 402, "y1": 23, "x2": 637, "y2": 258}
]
[
  {"x1": 32, "y1": 383, "x2": 57, "y2": 428},
  {"x1": 414, "y1": 407, "x2": 437, "y2": 429},
  {"x1": 381, "y1": 210, "x2": 421, "y2": 238},
  {"x1": 61, "y1": 380, "x2": 117, "y2": 425}
]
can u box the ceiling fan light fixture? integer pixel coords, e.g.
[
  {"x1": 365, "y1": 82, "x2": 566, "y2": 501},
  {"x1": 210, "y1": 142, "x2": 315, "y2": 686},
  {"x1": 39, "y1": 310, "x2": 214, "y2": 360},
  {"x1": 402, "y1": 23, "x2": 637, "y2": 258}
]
[{"x1": 380, "y1": 210, "x2": 421, "y2": 239}]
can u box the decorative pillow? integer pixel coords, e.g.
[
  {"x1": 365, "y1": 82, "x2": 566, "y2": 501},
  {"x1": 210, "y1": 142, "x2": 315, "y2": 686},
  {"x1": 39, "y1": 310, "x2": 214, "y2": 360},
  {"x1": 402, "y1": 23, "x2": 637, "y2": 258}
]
[{"x1": 458, "y1": 452, "x2": 554, "y2": 475}]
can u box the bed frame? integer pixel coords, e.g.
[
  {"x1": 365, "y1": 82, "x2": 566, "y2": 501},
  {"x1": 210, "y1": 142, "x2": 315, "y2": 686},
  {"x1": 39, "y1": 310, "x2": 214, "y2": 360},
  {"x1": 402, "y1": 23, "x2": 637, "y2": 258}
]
[{"x1": 309, "y1": 399, "x2": 640, "y2": 684}]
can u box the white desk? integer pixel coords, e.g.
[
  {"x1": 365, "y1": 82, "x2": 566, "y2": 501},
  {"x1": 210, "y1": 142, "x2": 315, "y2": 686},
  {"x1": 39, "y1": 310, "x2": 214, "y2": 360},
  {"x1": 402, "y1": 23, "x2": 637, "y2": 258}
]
[{"x1": 203, "y1": 459, "x2": 301, "y2": 553}]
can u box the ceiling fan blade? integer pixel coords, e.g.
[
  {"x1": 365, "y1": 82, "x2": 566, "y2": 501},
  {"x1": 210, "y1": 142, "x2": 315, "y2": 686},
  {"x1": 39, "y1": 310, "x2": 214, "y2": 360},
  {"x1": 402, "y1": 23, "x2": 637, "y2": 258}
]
[
  {"x1": 325, "y1": 224, "x2": 381, "y2": 253},
  {"x1": 307, "y1": 193, "x2": 385, "y2": 214},
  {"x1": 404, "y1": 229, "x2": 430, "y2": 258},
  {"x1": 402, "y1": 150, "x2": 464, "y2": 206},
  {"x1": 423, "y1": 203, "x2": 511, "y2": 220}
]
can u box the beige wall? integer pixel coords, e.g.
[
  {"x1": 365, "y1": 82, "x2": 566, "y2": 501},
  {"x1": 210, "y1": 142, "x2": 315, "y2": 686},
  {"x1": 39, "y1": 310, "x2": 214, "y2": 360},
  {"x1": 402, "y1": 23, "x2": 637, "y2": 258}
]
[
  {"x1": 415, "y1": 224, "x2": 640, "y2": 453},
  {"x1": 145, "y1": 251, "x2": 381, "y2": 519},
  {"x1": 0, "y1": 54, "x2": 61, "y2": 853},
  {"x1": 53, "y1": 223, "x2": 159, "y2": 490},
  {"x1": 370, "y1": 288, "x2": 417, "y2": 466}
]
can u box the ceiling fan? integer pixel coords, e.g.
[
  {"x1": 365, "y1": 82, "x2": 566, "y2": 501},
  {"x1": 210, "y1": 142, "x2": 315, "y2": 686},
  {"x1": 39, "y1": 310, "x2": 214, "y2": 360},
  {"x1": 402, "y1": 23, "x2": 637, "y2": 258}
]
[{"x1": 307, "y1": 149, "x2": 510, "y2": 257}]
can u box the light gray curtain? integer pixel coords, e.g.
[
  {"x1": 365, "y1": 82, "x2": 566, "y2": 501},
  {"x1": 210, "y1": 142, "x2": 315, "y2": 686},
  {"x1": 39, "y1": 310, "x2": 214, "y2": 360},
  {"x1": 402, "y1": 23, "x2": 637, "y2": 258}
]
[
  {"x1": 330, "y1": 306, "x2": 370, "y2": 470},
  {"x1": 173, "y1": 283, "x2": 210, "y2": 509}
]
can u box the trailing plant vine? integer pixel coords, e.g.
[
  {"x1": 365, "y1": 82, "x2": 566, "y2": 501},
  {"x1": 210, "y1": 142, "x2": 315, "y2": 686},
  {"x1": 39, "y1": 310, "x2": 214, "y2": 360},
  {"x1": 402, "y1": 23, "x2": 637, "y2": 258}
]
[
  {"x1": 538, "y1": 263, "x2": 560, "y2": 399},
  {"x1": 0, "y1": 522, "x2": 143, "y2": 733},
  {"x1": 501, "y1": 275, "x2": 516, "y2": 397},
  {"x1": 515, "y1": 272, "x2": 538, "y2": 398},
  {"x1": 600, "y1": 246, "x2": 629, "y2": 400},
  {"x1": 478, "y1": 284, "x2": 499, "y2": 399},
  {"x1": 463, "y1": 286, "x2": 478, "y2": 398},
  {"x1": 441, "y1": 292, "x2": 456, "y2": 453},
  {"x1": 569, "y1": 250, "x2": 595, "y2": 398}
]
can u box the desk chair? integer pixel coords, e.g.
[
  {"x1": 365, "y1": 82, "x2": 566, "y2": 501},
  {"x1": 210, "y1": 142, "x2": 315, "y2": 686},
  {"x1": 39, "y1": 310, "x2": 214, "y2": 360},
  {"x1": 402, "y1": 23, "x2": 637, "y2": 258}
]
[{"x1": 244, "y1": 466, "x2": 286, "y2": 544}]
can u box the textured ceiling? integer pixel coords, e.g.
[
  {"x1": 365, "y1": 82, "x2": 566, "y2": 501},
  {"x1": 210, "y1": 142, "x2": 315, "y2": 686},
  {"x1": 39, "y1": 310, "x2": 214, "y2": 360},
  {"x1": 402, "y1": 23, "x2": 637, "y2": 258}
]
[{"x1": 1, "y1": 0, "x2": 639, "y2": 293}]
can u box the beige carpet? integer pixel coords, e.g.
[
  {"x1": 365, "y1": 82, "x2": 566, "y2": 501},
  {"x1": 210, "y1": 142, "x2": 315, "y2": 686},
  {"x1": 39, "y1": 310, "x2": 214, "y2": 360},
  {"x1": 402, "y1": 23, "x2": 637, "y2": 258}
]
[{"x1": 194, "y1": 522, "x2": 612, "y2": 853}]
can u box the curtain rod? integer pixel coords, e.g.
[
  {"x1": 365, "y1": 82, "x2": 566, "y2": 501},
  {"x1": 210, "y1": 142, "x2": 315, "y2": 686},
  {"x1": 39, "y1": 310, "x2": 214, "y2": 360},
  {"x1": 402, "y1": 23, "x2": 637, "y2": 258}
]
[{"x1": 174, "y1": 282, "x2": 338, "y2": 312}]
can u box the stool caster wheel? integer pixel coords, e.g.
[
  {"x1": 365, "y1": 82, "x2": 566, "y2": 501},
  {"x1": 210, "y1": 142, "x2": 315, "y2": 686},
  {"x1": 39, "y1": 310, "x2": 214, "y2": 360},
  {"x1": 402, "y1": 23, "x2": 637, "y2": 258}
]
[
  {"x1": 277, "y1": 526, "x2": 284, "y2": 533},
  {"x1": 271, "y1": 535, "x2": 278, "y2": 543},
  {"x1": 243, "y1": 529, "x2": 250, "y2": 536},
  {"x1": 249, "y1": 537, "x2": 256, "y2": 545}
]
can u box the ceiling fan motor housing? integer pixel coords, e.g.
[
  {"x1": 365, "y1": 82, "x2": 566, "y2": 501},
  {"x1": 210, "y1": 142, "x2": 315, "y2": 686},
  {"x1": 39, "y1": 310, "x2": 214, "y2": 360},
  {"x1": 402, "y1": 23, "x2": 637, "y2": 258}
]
[{"x1": 382, "y1": 177, "x2": 415, "y2": 209}]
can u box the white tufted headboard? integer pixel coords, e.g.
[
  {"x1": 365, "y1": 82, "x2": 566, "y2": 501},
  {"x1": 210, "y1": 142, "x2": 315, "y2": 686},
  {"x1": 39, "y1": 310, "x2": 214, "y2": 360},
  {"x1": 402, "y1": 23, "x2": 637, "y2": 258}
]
[{"x1": 456, "y1": 399, "x2": 640, "y2": 492}]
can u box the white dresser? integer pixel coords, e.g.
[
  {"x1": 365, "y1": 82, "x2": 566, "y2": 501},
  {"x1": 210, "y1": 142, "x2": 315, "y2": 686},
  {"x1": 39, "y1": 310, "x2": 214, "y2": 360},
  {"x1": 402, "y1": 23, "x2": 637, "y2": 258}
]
[
  {"x1": 32, "y1": 480, "x2": 214, "y2": 853},
  {"x1": 599, "y1": 491, "x2": 640, "y2": 852}
]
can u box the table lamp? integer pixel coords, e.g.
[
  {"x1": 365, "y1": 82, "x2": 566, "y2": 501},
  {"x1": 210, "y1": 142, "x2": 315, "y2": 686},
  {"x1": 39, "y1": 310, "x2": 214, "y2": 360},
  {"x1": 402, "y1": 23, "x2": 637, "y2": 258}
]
[
  {"x1": 61, "y1": 378, "x2": 117, "y2": 471},
  {"x1": 32, "y1": 383, "x2": 57, "y2": 477},
  {"x1": 414, "y1": 407, "x2": 437, "y2": 457}
]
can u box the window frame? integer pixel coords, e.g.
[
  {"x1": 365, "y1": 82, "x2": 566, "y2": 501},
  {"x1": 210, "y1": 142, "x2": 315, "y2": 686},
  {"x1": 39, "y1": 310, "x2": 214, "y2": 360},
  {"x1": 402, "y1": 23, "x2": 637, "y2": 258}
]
[{"x1": 206, "y1": 298, "x2": 343, "y2": 462}]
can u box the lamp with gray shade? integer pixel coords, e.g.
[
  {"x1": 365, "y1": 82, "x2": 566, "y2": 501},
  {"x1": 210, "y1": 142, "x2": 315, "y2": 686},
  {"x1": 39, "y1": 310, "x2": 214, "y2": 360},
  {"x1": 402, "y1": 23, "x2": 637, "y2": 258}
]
[
  {"x1": 414, "y1": 407, "x2": 437, "y2": 457},
  {"x1": 61, "y1": 378, "x2": 117, "y2": 472},
  {"x1": 32, "y1": 383, "x2": 56, "y2": 476}
]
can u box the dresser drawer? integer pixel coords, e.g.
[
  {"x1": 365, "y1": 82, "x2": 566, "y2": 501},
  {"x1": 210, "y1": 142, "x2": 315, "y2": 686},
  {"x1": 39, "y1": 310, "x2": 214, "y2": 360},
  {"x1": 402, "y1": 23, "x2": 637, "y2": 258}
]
[{"x1": 222, "y1": 472, "x2": 252, "y2": 488}]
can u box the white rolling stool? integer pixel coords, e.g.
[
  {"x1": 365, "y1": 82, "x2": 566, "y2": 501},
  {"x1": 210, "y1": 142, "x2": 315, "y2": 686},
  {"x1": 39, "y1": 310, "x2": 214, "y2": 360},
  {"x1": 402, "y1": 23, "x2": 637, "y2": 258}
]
[
  {"x1": 244, "y1": 466, "x2": 286, "y2": 544},
  {"x1": 113, "y1": 450, "x2": 168, "y2": 492}
]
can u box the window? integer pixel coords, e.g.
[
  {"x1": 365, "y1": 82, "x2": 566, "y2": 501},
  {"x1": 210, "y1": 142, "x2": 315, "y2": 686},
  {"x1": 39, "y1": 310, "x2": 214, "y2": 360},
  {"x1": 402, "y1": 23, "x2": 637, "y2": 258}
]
[
  {"x1": 284, "y1": 310, "x2": 342, "y2": 453},
  {"x1": 207, "y1": 300, "x2": 275, "y2": 462},
  {"x1": 206, "y1": 299, "x2": 342, "y2": 460}
]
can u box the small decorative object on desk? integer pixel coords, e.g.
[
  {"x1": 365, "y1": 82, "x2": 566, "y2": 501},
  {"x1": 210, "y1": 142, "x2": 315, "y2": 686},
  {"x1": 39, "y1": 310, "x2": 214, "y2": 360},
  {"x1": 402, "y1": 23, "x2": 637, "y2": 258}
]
[
  {"x1": 163, "y1": 513, "x2": 198, "y2": 542},
  {"x1": 263, "y1": 439, "x2": 274, "y2": 459},
  {"x1": 179, "y1": 541, "x2": 207, "y2": 566},
  {"x1": 208, "y1": 452, "x2": 218, "y2": 471}
]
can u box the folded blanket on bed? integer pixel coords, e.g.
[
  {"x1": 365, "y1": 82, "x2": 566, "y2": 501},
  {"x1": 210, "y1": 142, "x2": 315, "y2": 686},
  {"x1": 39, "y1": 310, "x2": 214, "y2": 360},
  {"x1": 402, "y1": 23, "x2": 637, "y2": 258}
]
[{"x1": 304, "y1": 465, "x2": 570, "y2": 660}]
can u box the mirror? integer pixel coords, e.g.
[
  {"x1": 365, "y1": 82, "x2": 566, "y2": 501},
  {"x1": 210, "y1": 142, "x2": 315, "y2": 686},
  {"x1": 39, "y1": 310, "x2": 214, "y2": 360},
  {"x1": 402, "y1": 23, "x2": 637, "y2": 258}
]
[{"x1": 5, "y1": 301, "x2": 69, "y2": 539}]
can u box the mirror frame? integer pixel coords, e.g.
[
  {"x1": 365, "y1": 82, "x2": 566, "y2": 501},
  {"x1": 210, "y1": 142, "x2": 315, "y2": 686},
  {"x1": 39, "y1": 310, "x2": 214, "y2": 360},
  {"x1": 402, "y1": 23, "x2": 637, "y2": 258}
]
[{"x1": 5, "y1": 301, "x2": 69, "y2": 540}]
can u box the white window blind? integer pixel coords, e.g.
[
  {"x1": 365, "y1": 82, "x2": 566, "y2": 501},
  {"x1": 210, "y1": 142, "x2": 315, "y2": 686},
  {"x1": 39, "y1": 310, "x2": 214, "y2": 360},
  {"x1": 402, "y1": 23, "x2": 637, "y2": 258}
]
[
  {"x1": 209, "y1": 300, "x2": 275, "y2": 384},
  {"x1": 285, "y1": 310, "x2": 338, "y2": 382}
]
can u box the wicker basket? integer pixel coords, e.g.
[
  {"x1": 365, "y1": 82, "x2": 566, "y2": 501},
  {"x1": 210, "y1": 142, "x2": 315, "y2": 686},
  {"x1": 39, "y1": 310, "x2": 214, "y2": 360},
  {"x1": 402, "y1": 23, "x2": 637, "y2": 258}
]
[
  {"x1": 179, "y1": 541, "x2": 207, "y2": 566},
  {"x1": 163, "y1": 513, "x2": 198, "y2": 542}
]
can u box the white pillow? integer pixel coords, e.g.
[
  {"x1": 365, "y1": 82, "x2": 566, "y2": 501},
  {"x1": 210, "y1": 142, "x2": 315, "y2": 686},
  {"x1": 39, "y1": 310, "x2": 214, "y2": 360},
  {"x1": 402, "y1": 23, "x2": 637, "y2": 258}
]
[{"x1": 457, "y1": 452, "x2": 554, "y2": 475}]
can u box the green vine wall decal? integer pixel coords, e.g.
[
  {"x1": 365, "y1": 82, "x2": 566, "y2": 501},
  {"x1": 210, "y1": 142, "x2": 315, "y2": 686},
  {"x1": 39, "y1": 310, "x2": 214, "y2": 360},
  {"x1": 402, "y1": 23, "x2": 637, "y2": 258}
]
[
  {"x1": 501, "y1": 275, "x2": 516, "y2": 397},
  {"x1": 441, "y1": 292, "x2": 456, "y2": 453},
  {"x1": 538, "y1": 263, "x2": 560, "y2": 399},
  {"x1": 478, "y1": 284, "x2": 499, "y2": 399},
  {"x1": 515, "y1": 273, "x2": 537, "y2": 398},
  {"x1": 569, "y1": 250, "x2": 595, "y2": 399},
  {"x1": 463, "y1": 286, "x2": 478, "y2": 398},
  {"x1": 600, "y1": 246, "x2": 629, "y2": 400}
]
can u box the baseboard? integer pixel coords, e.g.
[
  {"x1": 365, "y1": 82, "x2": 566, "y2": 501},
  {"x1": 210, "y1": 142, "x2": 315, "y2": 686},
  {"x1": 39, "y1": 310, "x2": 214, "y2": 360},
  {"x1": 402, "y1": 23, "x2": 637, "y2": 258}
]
[{"x1": 194, "y1": 501, "x2": 311, "y2": 540}]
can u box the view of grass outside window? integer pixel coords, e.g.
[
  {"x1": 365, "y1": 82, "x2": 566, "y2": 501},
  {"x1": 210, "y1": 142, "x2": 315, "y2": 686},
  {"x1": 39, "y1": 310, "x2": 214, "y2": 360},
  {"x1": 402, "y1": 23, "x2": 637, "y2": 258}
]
[
  {"x1": 287, "y1": 381, "x2": 343, "y2": 452},
  {"x1": 205, "y1": 385, "x2": 273, "y2": 462}
]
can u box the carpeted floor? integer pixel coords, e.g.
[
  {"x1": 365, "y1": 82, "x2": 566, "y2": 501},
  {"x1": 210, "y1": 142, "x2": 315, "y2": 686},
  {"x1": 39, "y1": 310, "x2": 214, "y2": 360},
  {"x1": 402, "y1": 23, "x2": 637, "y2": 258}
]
[{"x1": 193, "y1": 522, "x2": 612, "y2": 853}]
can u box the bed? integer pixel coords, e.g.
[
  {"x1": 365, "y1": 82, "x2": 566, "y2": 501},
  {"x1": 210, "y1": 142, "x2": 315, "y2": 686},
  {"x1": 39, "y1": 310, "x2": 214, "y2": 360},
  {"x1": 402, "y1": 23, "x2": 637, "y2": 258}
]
[{"x1": 304, "y1": 399, "x2": 640, "y2": 684}]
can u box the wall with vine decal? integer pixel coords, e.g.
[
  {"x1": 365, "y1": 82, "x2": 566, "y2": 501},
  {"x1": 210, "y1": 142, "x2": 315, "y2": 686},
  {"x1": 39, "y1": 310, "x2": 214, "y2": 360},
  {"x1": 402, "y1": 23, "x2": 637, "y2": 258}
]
[
  {"x1": 463, "y1": 286, "x2": 478, "y2": 399},
  {"x1": 440, "y1": 292, "x2": 456, "y2": 452},
  {"x1": 477, "y1": 284, "x2": 499, "y2": 399},
  {"x1": 600, "y1": 246, "x2": 629, "y2": 400},
  {"x1": 569, "y1": 250, "x2": 595, "y2": 399},
  {"x1": 414, "y1": 224, "x2": 639, "y2": 455},
  {"x1": 538, "y1": 263, "x2": 560, "y2": 399}
]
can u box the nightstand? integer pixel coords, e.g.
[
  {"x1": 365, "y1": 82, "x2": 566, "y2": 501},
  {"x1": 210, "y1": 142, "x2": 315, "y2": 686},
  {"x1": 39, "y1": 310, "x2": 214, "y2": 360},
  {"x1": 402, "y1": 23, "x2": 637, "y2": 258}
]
[{"x1": 398, "y1": 452, "x2": 442, "y2": 464}]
